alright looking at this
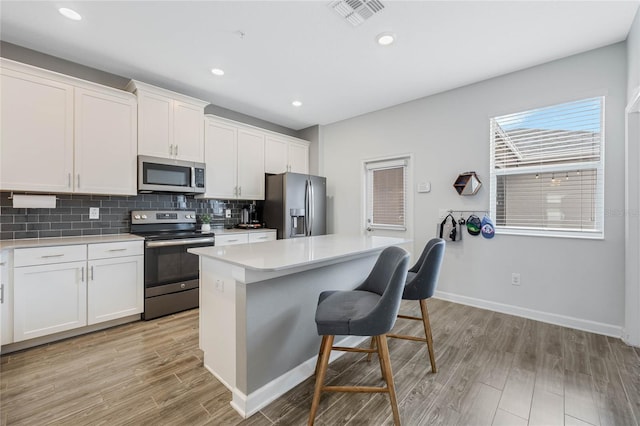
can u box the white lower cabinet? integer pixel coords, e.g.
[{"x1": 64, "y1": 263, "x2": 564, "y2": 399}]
[
  {"x1": 11, "y1": 241, "x2": 143, "y2": 344},
  {"x1": 87, "y1": 242, "x2": 143, "y2": 325},
  {"x1": 216, "y1": 231, "x2": 277, "y2": 247},
  {"x1": 14, "y1": 260, "x2": 87, "y2": 342},
  {"x1": 1, "y1": 250, "x2": 12, "y2": 346}
]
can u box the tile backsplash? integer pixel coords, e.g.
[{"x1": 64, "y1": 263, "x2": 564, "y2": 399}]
[{"x1": 0, "y1": 192, "x2": 262, "y2": 240}]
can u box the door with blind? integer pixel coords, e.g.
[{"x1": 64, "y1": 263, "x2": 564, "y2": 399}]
[{"x1": 363, "y1": 156, "x2": 413, "y2": 242}]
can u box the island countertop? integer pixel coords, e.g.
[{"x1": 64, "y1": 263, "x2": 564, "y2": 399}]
[{"x1": 188, "y1": 234, "x2": 409, "y2": 272}]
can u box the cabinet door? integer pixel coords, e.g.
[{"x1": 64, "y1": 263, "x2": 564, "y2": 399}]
[
  {"x1": 264, "y1": 136, "x2": 288, "y2": 174},
  {"x1": 248, "y1": 231, "x2": 276, "y2": 243},
  {"x1": 203, "y1": 119, "x2": 237, "y2": 198},
  {"x1": 237, "y1": 128, "x2": 265, "y2": 200},
  {"x1": 288, "y1": 141, "x2": 309, "y2": 174},
  {"x1": 174, "y1": 101, "x2": 204, "y2": 162},
  {"x1": 14, "y1": 261, "x2": 87, "y2": 342},
  {"x1": 1, "y1": 250, "x2": 11, "y2": 346},
  {"x1": 0, "y1": 69, "x2": 74, "y2": 192},
  {"x1": 215, "y1": 234, "x2": 249, "y2": 246},
  {"x1": 137, "y1": 90, "x2": 172, "y2": 158},
  {"x1": 74, "y1": 87, "x2": 137, "y2": 195},
  {"x1": 87, "y1": 255, "x2": 143, "y2": 325}
]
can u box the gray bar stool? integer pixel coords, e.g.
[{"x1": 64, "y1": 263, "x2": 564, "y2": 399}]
[
  {"x1": 308, "y1": 246, "x2": 410, "y2": 426},
  {"x1": 370, "y1": 238, "x2": 445, "y2": 373}
]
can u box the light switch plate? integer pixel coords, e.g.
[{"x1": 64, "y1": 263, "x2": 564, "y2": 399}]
[
  {"x1": 417, "y1": 182, "x2": 431, "y2": 193},
  {"x1": 89, "y1": 207, "x2": 99, "y2": 219}
]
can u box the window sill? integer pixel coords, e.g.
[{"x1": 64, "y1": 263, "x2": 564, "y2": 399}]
[{"x1": 496, "y1": 227, "x2": 604, "y2": 240}]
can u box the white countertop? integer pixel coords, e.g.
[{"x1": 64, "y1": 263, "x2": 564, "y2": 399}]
[
  {"x1": 188, "y1": 234, "x2": 410, "y2": 272},
  {"x1": 0, "y1": 234, "x2": 144, "y2": 250}
]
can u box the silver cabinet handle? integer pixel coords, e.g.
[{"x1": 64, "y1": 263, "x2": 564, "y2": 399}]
[
  {"x1": 227, "y1": 239, "x2": 238, "y2": 242},
  {"x1": 1, "y1": 284, "x2": 4, "y2": 304},
  {"x1": 234, "y1": 186, "x2": 237, "y2": 196},
  {"x1": 41, "y1": 254, "x2": 64, "y2": 258},
  {"x1": 77, "y1": 174, "x2": 80, "y2": 188},
  {"x1": 170, "y1": 144, "x2": 174, "y2": 156},
  {"x1": 81, "y1": 266, "x2": 85, "y2": 282},
  {"x1": 238, "y1": 186, "x2": 241, "y2": 197},
  {"x1": 146, "y1": 237, "x2": 214, "y2": 248},
  {"x1": 175, "y1": 145, "x2": 179, "y2": 156},
  {"x1": 108, "y1": 248, "x2": 127, "y2": 252},
  {"x1": 90, "y1": 265, "x2": 94, "y2": 281},
  {"x1": 68, "y1": 173, "x2": 72, "y2": 188}
]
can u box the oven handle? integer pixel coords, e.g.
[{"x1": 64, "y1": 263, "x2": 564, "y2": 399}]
[{"x1": 146, "y1": 237, "x2": 215, "y2": 248}]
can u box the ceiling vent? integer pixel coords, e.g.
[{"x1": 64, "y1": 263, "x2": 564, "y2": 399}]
[{"x1": 330, "y1": 0, "x2": 385, "y2": 27}]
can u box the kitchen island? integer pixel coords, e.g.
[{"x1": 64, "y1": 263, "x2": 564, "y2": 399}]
[{"x1": 188, "y1": 234, "x2": 410, "y2": 418}]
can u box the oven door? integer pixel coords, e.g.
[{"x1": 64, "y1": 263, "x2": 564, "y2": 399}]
[{"x1": 144, "y1": 237, "x2": 214, "y2": 289}]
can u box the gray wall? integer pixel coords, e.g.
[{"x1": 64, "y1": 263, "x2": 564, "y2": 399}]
[{"x1": 321, "y1": 43, "x2": 627, "y2": 334}]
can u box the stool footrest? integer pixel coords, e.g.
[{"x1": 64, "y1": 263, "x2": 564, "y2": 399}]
[
  {"x1": 397, "y1": 314, "x2": 422, "y2": 321},
  {"x1": 332, "y1": 346, "x2": 376, "y2": 354},
  {"x1": 387, "y1": 333, "x2": 427, "y2": 342},
  {"x1": 323, "y1": 385, "x2": 389, "y2": 393}
]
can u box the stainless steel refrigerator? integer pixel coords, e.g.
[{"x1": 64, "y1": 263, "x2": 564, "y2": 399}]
[{"x1": 264, "y1": 172, "x2": 326, "y2": 239}]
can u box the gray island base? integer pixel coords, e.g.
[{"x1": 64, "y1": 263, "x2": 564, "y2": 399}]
[{"x1": 188, "y1": 234, "x2": 410, "y2": 418}]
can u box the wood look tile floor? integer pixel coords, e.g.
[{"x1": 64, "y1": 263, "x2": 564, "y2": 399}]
[{"x1": 1, "y1": 299, "x2": 639, "y2": 426}]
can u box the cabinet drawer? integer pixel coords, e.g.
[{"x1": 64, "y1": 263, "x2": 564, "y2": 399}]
[
  {"x1": 215, "y1": 234, "x2": 249, "y2": 246},
  {"x1": 248, "y1": 232, "x2": 276, "y2": 243},
  {"x1": 14, "y1": 245, "x2": 86, "y2": 267},
  {"x1": 88, "y1": 241, "x2": 144, "y2": 260}
]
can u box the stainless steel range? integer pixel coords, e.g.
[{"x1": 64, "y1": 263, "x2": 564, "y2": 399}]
[{"x1": 130, "y1": 210, "x2": 214, "y2": 320}]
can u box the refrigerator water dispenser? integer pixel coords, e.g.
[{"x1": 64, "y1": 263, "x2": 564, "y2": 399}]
[{"x1": 290, "y1": 208, "x2": 306, "y2": 237}]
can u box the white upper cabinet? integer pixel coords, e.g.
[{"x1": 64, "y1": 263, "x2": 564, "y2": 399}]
[
  {"x1": 74, "y1": 87, "x2": 137, "y2": 195},
  {"x1": 0, "y1": 59, "x2": 137, "y2": 196},
  {"x1": 1, "y1": 65, "x2": 74, "y2": 193},
  {"x1": 288, "y1": 140, "x2": 310, "y2": 174},
  {"x1": 203, "y1": 119, "x2": 238, "y2": 199},
  {"x1": 202, "y1": 116, "x2": 265, "y2": 200},
  {"x1": 264, "y1": 135, "x2": 310, "y2": 174},
  {"x1": 127, "y1": 80, "x2": 208, "y2": 163}
]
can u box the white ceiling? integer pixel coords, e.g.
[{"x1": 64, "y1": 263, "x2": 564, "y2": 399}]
[{"x1": 1, "y1": 1, "x2": 638, "y2": 131}]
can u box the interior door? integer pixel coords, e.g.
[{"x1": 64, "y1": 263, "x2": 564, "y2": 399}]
[{"x1": 363, "y1": 156, "x2": 413, "y2": 252}]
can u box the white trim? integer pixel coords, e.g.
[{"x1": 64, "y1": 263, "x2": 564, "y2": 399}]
[
  {"x1": 228, "y1": 336, "x2": 367, "y2": 418},
  {"x1": 624, "y1": 85, "x2": 640, "y2": 347},
  {"x1": 434, "y1": 291, "x2": 622, "y2": 338}
]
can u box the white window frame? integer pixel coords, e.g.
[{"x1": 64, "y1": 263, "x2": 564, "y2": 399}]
[
  {"x1": 364, "y1": 157, "x2": 408, "y2": 231},
  {"x1": 489, "y1": 97, "x2": 605, "y2": 239}
]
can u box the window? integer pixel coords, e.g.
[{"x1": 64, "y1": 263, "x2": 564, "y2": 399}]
[
  {"x1": 365, "y1": 158, "x2": 407, "y2": 230},
  {"x1": 490, "y1": 97, "x2": 604, "y2": 238}
]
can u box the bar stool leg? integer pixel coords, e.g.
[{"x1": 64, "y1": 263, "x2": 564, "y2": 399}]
[
  {"x1": 308, "y1": 335, "x2": 334, "y2": 426},
  {"x1": 377, "y1": 334, "x2": 401, "y2": 426},
  {"x1": 366, "y1": 337, "x2": 377, "y2": 362},
  {"x1": 419, "y1": 299, "x2": 437, "y2": 373},
  {"x1": 314, "y1": 335, "x2": 328, "y2": 377}
]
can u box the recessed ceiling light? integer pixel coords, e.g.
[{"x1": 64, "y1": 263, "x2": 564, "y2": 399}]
[
  {"x1": 376, "y1": 32, "x2": 395, "y2": 46},
  {"x1": 292, "y1": 100, "x2": 303, "y2": 107},
  {"x1": 59, "y1": 7, "x2": 82, "y2": 21},
  {"x1": 211, "y1": 68, "x2": 225, "y2": 76}
]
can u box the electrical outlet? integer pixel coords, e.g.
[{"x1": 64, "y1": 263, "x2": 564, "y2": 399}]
[
  {"x1": 511, "y1": 273, "x2": 521, "y2": 286},
  {"x1": 89, "y1": 207, "x2": 99, "y2": 220},
  {"x1": 215, "y1": 279, "x2": 224, "y2": 292},
  {"x1": 225, "y1": 209, "x2": 231, "y2": 218}
]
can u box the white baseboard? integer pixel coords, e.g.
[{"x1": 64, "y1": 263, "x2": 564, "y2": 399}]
[
  {"x1": 434, "y1": 291, "x2": 623, "y2": 338},
  {"x1": 230, "y1": 335, "x2": 367, "y2": 419}
]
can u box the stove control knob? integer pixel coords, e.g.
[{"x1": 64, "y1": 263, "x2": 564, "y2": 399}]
[
  {"x1": 141, "y1": 215, "x2": 147, "y2": 220},
  {"x1": 134, "y1": 215, "x2": 141, "y2": 220},
  {"x1": 186, "y1": 214, "x2": 192, "y2": 219}
]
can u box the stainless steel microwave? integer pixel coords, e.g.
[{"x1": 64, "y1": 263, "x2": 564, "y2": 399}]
[{"x1": 138, "y1": 155, "x2": 206, "y2": 194}]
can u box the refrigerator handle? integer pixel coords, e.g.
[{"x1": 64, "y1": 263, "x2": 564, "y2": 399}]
[
  {"x1": 309, "y1": 179, "x2": 314, "y2": 236},
  {"x1": 304, "y1": 179, "x2": 311, "y2": 237}
]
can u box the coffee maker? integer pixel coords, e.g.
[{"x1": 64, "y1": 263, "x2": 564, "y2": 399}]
[{"x1": 239, "y1": 202, "x2": 261, "y2": 228}]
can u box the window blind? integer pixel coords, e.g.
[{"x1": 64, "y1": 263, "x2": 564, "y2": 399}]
[
  {"x1": 366, "y1": 158, "x2": 407, "y2": 230},
  {"x1": 490, "y1": 97, "x2": 604, "y2": 237}
]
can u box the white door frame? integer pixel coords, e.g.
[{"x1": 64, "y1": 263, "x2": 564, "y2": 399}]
[{"x1": 625, "y1": 86, "x2": 640, "y2": 347}]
